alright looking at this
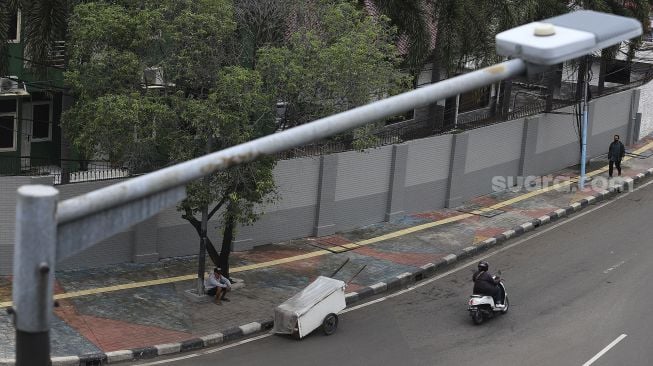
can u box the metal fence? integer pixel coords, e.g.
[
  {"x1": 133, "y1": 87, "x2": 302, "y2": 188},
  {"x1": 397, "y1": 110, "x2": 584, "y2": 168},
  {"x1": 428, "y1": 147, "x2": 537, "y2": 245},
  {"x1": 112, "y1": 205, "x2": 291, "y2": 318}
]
[
  {"x1": 2, "y1": 63, "x2": 652, "y2": 183},
  {"x1": 0, "y1": 156, "x2": 130, "y2": 184}
]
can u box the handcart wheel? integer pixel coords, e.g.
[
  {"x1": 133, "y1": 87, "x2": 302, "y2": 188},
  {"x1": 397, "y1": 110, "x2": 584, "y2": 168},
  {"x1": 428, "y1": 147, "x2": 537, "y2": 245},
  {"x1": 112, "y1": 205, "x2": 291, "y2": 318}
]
[{"x1": 322, "y1": 313, "x2": 338, "y2": 335}]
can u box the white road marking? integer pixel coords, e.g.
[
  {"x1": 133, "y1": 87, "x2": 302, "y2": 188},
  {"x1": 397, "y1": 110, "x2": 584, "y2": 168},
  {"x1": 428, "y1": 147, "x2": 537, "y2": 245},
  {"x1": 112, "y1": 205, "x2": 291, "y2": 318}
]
[
  {"x1": 603, "y1": 260, "x2": 627, "y2": 274},
  {"x1": 582, "y1": 334, "x2": 628, "y2": 366},
  {"x1": 138, "y1": 178, "x2": 653, "y2": 364},
  {"x1": 134, "y1": 333, "x2": 273, "y2": 365}
]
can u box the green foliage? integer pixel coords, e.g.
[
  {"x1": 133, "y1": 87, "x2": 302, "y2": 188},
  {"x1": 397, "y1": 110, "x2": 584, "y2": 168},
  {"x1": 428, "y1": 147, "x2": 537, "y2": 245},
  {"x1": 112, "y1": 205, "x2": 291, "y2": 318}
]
[
  {"x1": 375, "y1": 0, "x2": 652, "y2": 78},
  {"x1": 257, "y1": 0, "x2": 410, "y2": 149},
  {"x1": 62, "y1": 1, "x2": 277, "y2": 261},
  {"x1": 0, "y1": 0, "x2": 69, "y2": 76}
]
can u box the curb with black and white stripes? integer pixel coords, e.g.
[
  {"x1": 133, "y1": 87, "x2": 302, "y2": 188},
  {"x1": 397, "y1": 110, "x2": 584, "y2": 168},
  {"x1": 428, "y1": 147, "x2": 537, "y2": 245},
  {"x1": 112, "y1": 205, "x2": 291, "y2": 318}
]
[
  {"x1": 0, "y1": 320, "x2": 275, "y2": 366},
  {"x1": 2, "y1": 168, "x2": 651, "y2": 366}
]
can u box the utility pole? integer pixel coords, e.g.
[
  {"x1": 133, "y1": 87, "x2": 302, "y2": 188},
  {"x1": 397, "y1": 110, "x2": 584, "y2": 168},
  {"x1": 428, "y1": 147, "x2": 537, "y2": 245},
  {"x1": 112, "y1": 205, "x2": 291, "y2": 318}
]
[{"x1": 579, "y1": 55, "x2": 590, "y2": 190}]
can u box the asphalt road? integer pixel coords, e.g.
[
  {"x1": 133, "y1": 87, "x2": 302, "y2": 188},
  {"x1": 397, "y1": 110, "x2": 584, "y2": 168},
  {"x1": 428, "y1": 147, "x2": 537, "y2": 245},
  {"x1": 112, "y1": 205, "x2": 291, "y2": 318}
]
[{"x1": 136, "y1": 180, "x2": 653, "y2": 366}]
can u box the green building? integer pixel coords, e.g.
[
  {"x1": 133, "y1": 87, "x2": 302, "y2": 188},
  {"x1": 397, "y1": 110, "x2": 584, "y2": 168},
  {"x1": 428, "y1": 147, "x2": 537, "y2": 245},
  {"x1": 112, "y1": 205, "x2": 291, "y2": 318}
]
[{"x1": 1, "y1": 9, "x2": 66, "y2": 176}]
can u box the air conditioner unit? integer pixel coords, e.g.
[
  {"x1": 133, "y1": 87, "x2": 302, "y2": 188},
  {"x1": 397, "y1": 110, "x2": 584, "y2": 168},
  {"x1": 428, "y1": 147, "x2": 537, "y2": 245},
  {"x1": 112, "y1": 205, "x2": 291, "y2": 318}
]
[
  {"x1": 0, "y1": 77, "x2": 22, "y2": 92},
  {"x1": 143, "y1": 67, "x2": 165, "y2": 88}
]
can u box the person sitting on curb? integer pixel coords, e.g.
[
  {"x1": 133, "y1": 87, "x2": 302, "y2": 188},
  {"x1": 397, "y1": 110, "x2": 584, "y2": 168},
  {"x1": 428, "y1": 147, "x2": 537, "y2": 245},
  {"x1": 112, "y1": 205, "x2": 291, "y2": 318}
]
[{"x1": 205, "y1": 267, "x2": 232, "y2": 305}]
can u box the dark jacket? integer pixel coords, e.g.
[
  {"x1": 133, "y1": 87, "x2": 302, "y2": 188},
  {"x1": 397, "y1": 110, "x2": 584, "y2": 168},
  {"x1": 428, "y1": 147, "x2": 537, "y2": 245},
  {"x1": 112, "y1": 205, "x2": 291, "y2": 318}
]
[
  {"x1": 472, "y1": 270, "x2": 498, "y2": 296},
  {"x1": 608, "y1": 141, "x2": 625, "y2": 162}
]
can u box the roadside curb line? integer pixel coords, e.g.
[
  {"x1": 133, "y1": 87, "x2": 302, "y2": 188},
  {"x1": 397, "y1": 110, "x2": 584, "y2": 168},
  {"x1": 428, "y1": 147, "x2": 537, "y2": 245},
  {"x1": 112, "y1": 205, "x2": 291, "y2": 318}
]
[{"x1": 2, "y1": 169, "x2": 651, "y2": 366}]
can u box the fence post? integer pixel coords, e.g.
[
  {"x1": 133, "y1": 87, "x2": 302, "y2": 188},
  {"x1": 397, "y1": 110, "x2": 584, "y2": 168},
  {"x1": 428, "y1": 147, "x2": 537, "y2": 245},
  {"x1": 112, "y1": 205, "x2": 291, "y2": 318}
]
[{"x1": 13, "y1": 185, "x2": 59, "y2": 366}]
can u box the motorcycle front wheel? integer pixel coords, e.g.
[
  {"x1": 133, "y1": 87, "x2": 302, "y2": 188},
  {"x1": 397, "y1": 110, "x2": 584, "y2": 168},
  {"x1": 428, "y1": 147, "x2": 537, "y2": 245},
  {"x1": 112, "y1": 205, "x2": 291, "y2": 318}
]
[{"x1": 500, "y1": 296, "x2": 509, "y2": 314}]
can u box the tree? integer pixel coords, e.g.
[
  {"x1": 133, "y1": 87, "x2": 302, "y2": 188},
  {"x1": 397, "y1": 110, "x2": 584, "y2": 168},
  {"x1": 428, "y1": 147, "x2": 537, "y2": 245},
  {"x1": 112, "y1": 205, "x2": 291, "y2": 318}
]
[
  {"x1": 0, "y1": 0, "x2": 69, "y2": 76},
  {"x1": 62, "y1": 0, "x2": 278, "y2": 278},
  {"x1": 257, "y1": 0, "x2": 410, "y2": 142},
  {"x1": 232, "y1": 0, "x2": 292, "y2": 69}
]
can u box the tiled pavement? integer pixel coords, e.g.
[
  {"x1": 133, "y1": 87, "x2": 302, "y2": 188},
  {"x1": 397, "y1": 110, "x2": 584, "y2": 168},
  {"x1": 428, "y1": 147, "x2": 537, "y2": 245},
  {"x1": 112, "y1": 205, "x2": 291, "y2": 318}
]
[{"x1": 2, "y1": 137, "x2": 653, "y2": 363}]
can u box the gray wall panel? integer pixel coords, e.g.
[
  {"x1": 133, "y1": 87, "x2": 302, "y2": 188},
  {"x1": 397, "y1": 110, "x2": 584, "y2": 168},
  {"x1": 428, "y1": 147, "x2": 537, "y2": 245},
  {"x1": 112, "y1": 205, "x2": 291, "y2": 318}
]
[
  {"x1": 156, "y1": 225, "x2": 198, "y2": 258},
  {"x1": 536, "y1": 106, "x2": 577, "y2": 154},
  {"x1": 57, "y1": 232, "x2": 133, "y2": 270},
  {"x1": 405, "y1": 135, "x2": 452, "y2": 186},
  {"x1": 268, "y1": 158, "x2": 320, "y2": 211},
  {"x1": 530, "y1": 142, "x2": 579, "y2": 177},
  {"x1": 592, "y1": 90, "x2": 632, "y2": 135},
  {"x1": 335, "y1": 147, "x2": 392, "y2": 201},
  {"x1": 465, "y1": 120, "x2": 524, "y2": 173},
  {"x1": 462, "y1": 159, "x2": 521, "y2": 202},
  {"x1": 404, "y1": 179, "x2": 449, "y2": 213},
  {"x1": 0, "y1": 177, "x2": 30, "y2": 274},
  {"x1": 233, "y1": 205, "x2": 316, "y2": 250},
  {"x1": 56, "y1": 179, "x2": 127, "y2": 200},
  {"x1": 335, "y1": 193, "x2": 387, "y2": 231}
]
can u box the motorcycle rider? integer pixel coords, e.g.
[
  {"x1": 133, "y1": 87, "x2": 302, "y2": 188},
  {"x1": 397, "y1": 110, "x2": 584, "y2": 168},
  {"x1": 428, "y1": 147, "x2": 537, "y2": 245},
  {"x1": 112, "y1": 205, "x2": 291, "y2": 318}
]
[{"x1": 472, "y1": 261, "x2": 504, "y2": 307}]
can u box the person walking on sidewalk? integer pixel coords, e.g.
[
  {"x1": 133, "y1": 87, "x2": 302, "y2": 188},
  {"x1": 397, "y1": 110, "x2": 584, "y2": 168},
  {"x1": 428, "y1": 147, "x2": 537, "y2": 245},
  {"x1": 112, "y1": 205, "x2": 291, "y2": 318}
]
[
  {"x1": 205, "y1": 267, "x2": 231, "y2": 305},
  {"x1": 608, "y1": 134, "x2": 626, "y2": 178}
]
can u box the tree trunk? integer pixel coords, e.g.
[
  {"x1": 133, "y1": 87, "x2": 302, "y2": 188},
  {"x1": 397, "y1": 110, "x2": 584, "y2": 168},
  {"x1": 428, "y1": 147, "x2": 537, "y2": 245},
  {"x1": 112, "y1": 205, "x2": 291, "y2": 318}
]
[
  {"x1": 183, "y1": 214, "x2": 222, "y2": 269},
  {"x1": 219, "y1": 212, "x2": 236, "y2": 279}
]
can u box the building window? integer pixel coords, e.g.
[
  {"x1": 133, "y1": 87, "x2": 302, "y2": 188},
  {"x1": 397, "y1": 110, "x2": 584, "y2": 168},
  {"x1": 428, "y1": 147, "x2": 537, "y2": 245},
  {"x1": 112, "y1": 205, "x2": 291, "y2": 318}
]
[
  {"x1": 7, "y1": 10, "x2": 20, "y2": 43},
  {"x1": 0, "y1": 114, "x2": 17, "y2": 151},
  {"x1": 32, "y1": 102, "x2": 52, "y2": 141}
]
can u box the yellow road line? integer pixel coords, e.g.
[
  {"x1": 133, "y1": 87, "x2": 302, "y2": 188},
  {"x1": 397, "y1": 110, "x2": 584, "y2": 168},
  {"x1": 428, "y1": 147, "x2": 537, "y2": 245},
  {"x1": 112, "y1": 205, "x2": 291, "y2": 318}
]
[{"x1": 2, "y1": 140, "x2": 652, "y2": 308}]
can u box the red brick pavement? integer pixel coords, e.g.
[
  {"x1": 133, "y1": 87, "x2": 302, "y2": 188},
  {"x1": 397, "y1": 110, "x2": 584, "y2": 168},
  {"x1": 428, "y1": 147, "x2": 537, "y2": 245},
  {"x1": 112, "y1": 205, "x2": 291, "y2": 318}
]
[
  {"x1": 352, "y1": 246, "x2": 445, "y2": 267},
  {"x1": 474, "y1": 227, "x2": 510, "y2": 238},
  {"x1": 54, "y1": 280, "x2": 192, "y2": 352},
  {"x1": 411, "y1": 210, "x2": 461, "y2": 221},
  {"x1": 63, "y1": 313, "x2": 191, "y2": 352}
]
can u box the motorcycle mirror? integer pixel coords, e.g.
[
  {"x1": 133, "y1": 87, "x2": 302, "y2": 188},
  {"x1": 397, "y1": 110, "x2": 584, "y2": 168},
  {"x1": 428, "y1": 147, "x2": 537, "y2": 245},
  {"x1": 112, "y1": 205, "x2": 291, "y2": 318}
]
[{"x1": 497, "y1": 270, "x2": 502, "y2": 276}]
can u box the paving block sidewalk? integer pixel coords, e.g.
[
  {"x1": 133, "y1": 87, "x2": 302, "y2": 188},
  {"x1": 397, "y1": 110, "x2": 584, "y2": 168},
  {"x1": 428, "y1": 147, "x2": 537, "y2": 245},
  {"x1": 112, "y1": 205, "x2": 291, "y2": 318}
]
[{"x1": 2, "y1": 137, "x2": 653, "y2": 363}]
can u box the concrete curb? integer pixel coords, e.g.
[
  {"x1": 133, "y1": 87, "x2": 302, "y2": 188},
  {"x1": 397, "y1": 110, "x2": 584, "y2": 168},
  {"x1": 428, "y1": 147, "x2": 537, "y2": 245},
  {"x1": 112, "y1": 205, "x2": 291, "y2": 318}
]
[{"x1": 2, "y1": 168, "x2": 651, "y2": 366}]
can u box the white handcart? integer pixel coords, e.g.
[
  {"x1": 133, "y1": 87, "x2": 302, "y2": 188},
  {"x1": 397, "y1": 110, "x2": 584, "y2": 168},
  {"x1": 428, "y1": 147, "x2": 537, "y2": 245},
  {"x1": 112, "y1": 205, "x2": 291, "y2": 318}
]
[{"x1": 273, "y1": 276, "x2": 347, "y2": 338}]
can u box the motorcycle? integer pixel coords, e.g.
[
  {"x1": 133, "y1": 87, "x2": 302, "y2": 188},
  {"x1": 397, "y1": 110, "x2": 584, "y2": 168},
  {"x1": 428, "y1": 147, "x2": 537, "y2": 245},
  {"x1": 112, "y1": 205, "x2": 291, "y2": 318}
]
[{"x1": 468, "y1": 271, "x2": 509, "y2": 325}]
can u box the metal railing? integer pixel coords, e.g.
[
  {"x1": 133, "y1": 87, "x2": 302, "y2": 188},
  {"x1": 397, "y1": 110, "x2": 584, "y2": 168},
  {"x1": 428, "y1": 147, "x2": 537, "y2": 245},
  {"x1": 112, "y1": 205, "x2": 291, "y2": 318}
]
[
  {"x1": 0, "y1": 156, "x2": 130, "y2": 185},
  {"x1": 47, "y1": 41, "x2": 66, "y2": 69}
]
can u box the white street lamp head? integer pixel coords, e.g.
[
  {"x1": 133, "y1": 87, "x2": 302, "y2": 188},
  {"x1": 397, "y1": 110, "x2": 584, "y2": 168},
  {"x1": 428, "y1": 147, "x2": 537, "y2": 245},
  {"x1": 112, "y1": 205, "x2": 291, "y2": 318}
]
[{"x1": 496, "y1": 10, "x2": 642, "y2": 65}]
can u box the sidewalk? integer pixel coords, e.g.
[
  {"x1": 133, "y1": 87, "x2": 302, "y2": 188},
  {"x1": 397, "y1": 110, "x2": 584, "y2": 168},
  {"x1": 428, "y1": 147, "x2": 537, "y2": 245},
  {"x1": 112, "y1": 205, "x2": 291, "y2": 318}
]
[{"x1": 2, "y1": 137, "x2": 653, "y2": 364}]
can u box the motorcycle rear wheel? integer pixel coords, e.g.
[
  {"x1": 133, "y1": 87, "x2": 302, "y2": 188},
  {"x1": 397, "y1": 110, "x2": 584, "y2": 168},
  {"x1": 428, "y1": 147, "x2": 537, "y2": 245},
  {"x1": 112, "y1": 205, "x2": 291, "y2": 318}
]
[{"x1": 471, "y1": 309, "x2": 483, "y2": 325}]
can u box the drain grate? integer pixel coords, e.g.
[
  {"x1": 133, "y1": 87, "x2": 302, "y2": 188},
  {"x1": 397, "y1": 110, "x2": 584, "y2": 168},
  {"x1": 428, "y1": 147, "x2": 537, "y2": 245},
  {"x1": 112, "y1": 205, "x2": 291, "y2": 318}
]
[{"x1": 457, "y1": 203, "x2": 505, "y2": 218}]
